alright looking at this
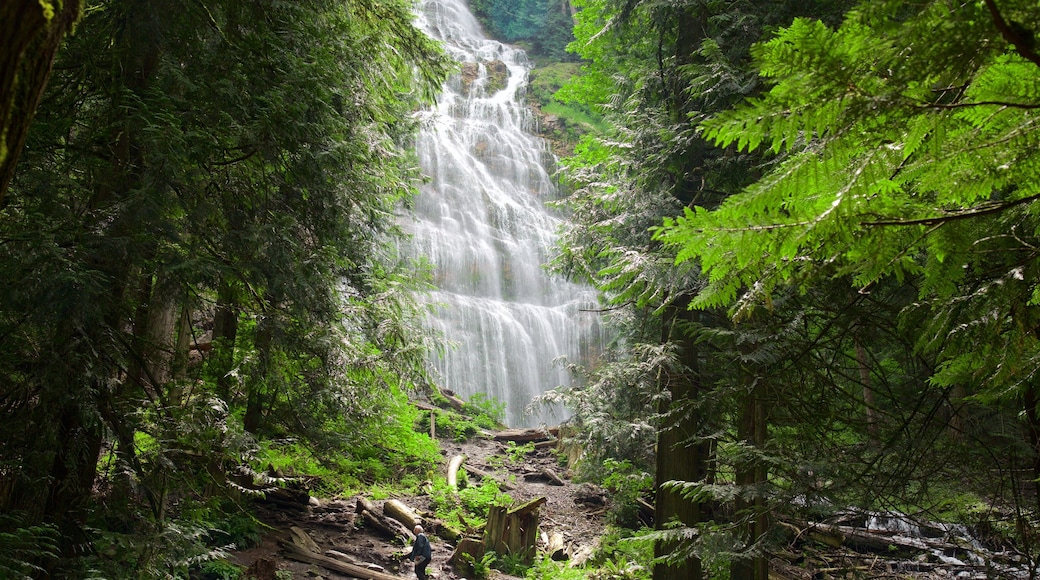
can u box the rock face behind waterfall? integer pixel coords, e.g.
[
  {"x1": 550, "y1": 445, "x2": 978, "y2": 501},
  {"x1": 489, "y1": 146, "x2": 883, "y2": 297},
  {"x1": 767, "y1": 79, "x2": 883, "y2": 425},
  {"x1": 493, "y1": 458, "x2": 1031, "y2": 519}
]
[{"x1": 407, "y1": 0, "x2": 601, "y2": 427}]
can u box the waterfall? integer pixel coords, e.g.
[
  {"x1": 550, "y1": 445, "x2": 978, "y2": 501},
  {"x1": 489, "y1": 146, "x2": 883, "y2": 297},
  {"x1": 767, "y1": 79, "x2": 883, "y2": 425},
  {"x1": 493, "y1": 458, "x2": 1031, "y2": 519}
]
[{"x1": 408, "y1": 0, "x2": 601, "y2": 427}]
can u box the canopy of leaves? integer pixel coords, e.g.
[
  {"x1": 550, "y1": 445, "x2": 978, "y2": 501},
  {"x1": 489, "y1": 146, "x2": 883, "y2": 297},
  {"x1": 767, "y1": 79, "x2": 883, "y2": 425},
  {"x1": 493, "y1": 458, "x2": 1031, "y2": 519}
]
[{"x1": 655, "y1": 0, "x2": 1040, "y2": 394}]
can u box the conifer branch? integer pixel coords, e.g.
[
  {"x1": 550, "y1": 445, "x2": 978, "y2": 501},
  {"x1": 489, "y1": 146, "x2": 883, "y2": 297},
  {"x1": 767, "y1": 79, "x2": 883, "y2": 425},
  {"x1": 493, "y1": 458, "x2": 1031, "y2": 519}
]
[
  {"x1": 983, "y1": 0, "x2": 1040, "y2": 68},
  {"x1": 862, "y1": 192, "x2": 1040, "y2": 227},
  {"x1": 914, "y1": 100, "x2": 1040, "y2": 111}
]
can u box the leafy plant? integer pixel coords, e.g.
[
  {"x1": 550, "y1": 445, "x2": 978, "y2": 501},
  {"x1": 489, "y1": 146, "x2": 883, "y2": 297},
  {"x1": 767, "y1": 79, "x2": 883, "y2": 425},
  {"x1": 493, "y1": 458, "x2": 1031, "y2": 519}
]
[
  {"x1": 199, "y1": 559, "x2": 244, "y2": 580},
  {"x1": 463, "y1": 550, "x2": 497, "y2": 579},
  {"x1": 429, "y1": 477, "x2": 511, "y2": 531},
  {"x1": 505, "y1": 441, "x2": 536, "y2": 463},
  {"x1": 591, "y1": 459, "x2": 653, "y2": 528}
]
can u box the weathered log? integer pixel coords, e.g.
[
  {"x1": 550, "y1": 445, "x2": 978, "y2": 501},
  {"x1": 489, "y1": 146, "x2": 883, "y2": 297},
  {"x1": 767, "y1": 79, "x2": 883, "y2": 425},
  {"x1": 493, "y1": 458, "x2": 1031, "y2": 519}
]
[
  {"x1": 533, "y1": 438, "x2": 559, "y2": 449},
  {"x1": 492, "y1": 427, "x2": 558, "y2": 443},
  {"x1": 522, "y1": 468, "x2": 566, "y2": 486},
  {"x1": 352, "y1": 498, "x2": 414, "y2": 540},
  {"x1": 461, "y1": 463, "x2": 515, "y2": 491},
  {"x1": 427, "y1": 518, "x2": 464, "y2": 542},
  {"x1": 543, "y1": 531, "x2": 567, "y2": 561},
  {"x1": 811, "y1": 523, "x2": 931, "y2": 553},
  {"x1": 508, "y1": 496, "x2": 547, "y2": 516},
  {"x1": 384, "y1": 498, "x2": 421, "y2": 530},
  {"x1": 439, "y1": 388, "x2": 466, "y2": 411},
  {"x1": 447, "y1": 454, "x2": 467, "y2": 490},
  {"x1": 325, "y1": 549, "x2": 359, "y2": 565},
  {"x1": 289, "y1": 526, "x2": 321, "y2": 554},
  {"x1": 259, "y1": 487, "x2": 312, "y2": 511},
  {"x1": 361, "y1": 510, "x2": 398, "y2": 539},
  {"x1": 281, "y1": 537, "x2": 403, "y2": 580}
]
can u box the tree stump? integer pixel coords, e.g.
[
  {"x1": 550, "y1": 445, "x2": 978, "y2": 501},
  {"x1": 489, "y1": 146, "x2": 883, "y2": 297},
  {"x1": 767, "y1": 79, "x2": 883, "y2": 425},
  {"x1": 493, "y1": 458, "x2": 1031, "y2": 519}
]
[{"x1": 483, "y1": 496, "x2": 546, "y2": 564}]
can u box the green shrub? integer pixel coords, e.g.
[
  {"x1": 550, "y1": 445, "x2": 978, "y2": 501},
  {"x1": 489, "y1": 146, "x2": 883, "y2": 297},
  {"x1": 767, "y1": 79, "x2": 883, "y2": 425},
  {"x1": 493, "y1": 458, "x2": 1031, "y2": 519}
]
[{"x1": 199, "y1": 559, "x2": 244, "y2": 580}]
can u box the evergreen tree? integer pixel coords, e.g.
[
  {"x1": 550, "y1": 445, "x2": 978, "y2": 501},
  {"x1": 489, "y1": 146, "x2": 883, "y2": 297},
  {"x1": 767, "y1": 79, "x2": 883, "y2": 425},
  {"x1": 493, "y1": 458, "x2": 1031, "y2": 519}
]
[
  {"x1": 0, "y1": 0, "x2": 447, "y2": 573},
  {"x1": 655, "y1": 0, "x2": 1040, "y2": 567}
]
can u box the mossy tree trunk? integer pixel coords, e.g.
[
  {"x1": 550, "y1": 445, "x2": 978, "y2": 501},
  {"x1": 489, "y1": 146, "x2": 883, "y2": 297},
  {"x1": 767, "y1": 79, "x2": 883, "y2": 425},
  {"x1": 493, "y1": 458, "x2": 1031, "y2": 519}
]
[{"x1": 0, "y1": 0, "x2": 82, "y2": 201}]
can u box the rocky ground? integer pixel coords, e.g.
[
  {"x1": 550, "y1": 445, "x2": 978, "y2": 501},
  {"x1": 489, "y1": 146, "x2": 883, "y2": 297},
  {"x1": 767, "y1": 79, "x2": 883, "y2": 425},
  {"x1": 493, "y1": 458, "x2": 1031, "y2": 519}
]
[
  {"x1": 228, "y1": 434, "x2": 606, "y2": 580},
  {"x1": 228, "y1": 432, "x2": 1032, "y2": 580}
]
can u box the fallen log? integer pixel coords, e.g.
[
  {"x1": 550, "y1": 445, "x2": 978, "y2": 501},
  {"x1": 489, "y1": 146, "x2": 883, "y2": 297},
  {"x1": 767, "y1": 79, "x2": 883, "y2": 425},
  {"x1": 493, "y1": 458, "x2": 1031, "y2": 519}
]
[
  {"x1": 491, "y1": 427, "x2": 559, "y2": 443},
  {"x1": 533, "y1": 438, "x2": 559, "y2": 450},
  {"x1": 447, "y1": 454, "x2": 467, "y2": 490},
  {"x1": 522, "y1": 468, "x2": 566, "y2": 486},
  {"x1": 361, "y1": 510, "x2": 399, "y2": 539},
  {"x1": 810, "y1": 522, "x2": 931, "y2": 553},
  {"x1": 384, "y1": 499, "x2": 421, "y2": 530},
  {"x1": 460, "y1": 463, "x2": 515, "y2": 491},
  {"x1": 543, "y1": 531, "x2": 567, "y2": 560},
  {"x1": 281, "y1": 537, "x2": 403, "y2": 580},
  {"x1": 427, "y1": 518, "x2": 464, "y2": 542},
  {"x1": 289, "y1": 526, "x2": 321, "y2": 554},
  {"x1": 439, "y1": 389, "x2": 466, "y2": 411}
]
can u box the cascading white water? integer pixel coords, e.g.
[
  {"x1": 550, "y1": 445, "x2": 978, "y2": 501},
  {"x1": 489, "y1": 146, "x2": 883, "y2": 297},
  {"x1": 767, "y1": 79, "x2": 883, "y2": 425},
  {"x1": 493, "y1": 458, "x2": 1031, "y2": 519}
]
[{"x1": 408, "y1": 0, "x2": 601, "y2": 427}]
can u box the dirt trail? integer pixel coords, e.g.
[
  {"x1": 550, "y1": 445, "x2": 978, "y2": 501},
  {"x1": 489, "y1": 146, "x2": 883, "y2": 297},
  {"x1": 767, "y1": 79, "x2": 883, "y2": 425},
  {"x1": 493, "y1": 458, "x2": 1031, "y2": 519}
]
[{"x1": 229, "y1": 435, "x2": 607, "y2": 579}]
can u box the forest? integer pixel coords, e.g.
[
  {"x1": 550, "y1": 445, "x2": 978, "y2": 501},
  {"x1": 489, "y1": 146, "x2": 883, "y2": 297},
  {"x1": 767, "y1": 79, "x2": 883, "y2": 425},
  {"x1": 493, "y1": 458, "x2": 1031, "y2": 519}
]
[{"x1": 3, "y1": 0, "x2": 1040, "y2": 579}]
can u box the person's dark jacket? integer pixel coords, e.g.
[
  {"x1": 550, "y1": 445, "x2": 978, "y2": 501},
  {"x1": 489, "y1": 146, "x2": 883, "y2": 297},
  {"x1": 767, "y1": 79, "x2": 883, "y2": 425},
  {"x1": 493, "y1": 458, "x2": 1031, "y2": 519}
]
[{"x1": 409, "y1": 532, "x2": 432, "y2": 563}]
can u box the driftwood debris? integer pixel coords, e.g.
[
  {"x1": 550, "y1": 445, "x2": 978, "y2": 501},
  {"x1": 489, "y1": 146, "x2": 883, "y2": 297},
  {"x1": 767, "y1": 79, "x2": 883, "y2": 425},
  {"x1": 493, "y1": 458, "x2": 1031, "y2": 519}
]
[
  {"x1": 439, "y1": 389, "x2": 466, "y2": 411},
  {"x1": 457, "y1": 461, "x2": 516, "y2": 491},
  {"x1": 356, "y1": 497, "x2": 414, "y2": 542},
  {"x1": 491, "y1": 427, "x2": 559, "y2": 443},
  {"x1": 280, "y1": 526, "x2": 402, "y2": 580},
  {"x1": 542, "y1": 531, "x2": 567, "y2": 560},
  {"x1": 484, "y1": 497, "x2": 547, "y2": 564},
  {"x1": 522, "y1": 468, "x2": 566, "y2": 486},
  {"x1": 447, "y1": 454, "x2": 467, "y2": 490},
  {"x1": 384, "y1": 498, "x2": 420, "y2": 530}
]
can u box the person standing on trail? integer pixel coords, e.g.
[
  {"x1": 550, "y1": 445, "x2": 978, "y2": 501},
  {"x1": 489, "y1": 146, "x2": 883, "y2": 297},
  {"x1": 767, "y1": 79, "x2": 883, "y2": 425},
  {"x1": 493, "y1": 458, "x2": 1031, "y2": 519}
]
[{"x1": 407, "y1": 524, "x2": 432, "y2": 580}]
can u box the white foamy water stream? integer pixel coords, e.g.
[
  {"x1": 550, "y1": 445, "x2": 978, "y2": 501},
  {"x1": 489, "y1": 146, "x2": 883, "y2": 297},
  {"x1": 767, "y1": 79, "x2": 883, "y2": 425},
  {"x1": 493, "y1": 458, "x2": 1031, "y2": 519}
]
[{"x1": 406, "y1": 0, "x2": 601, "y2": 427}]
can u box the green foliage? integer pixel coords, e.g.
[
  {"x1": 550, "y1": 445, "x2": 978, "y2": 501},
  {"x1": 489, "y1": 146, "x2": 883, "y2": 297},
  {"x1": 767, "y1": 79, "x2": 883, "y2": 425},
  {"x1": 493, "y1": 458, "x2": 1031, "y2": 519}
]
[
  {"x1": 585, "y1": 528, "x2": 653, "y2": 580},
  {"x1": 0, "y1": 0, "x2": 449, "y2": 570},
  {"x1": 0, "y1": 515, "x2": 59, "y2": 578},
  {"x1": 432, "y1": 410, "x2": 481, "y2": 442},
  {"x1": 504, "y1": 441, "x2": 536, "y2": 463},
  {"x1": 463, "y1": 550, "x2": 497, "y2": 579},
  {"x1": 525, "y1": 555, "x2": 589, "y2": 579},
  {"x1": 598, "y1": 459, "x2": 652, "y2": 528},
  {"x1": 199, "y1": 559, "x2": 245, "y2": 580},
  {"x1": 427, "y1": 392, "x2": 507, "y2": 441},
  {"x1": 429, "y1": 477, "x2": 511, "y2": 530},
  {"x1": 470, "y1": 0, "x2": 576, "y2": 59},
  {"x1": 463, "y1": 392, "x2": 507, "y2": 430}
]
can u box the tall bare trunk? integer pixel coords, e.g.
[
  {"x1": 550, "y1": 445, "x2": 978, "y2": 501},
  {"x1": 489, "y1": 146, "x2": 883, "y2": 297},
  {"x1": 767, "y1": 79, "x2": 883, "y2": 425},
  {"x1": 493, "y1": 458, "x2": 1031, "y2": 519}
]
[
  {"x1": 855, "y1": 336, "x2": 878, "y2": 440},
  {"x1": 653, "y1": 301, "x2": 705, "y2": 580},
  {"x1": 731, "y1": 379, "x2": 768, "y2": 580}
]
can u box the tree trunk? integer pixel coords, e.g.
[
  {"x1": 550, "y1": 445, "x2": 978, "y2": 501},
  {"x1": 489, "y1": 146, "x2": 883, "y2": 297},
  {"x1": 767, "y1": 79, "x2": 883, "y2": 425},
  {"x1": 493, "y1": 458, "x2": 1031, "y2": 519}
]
[
  {"x1": 211, "y1": 280, "x2": 240, "y2": 401},
  {"x1": 855, "y1": 335, "x2": 878, "y2": 440},
  {"x1": 731, "y1": 379, "x2": 768, "y2": 580},
  {"x1": 244, "y1": 316, "x2": 272, "y2": 434},
  {"x1": 653, "y1": 300, "x2": 705, "y2": 580},
  {"x1": 0, "y1": 0, "x2": 82, "y2": 201}
]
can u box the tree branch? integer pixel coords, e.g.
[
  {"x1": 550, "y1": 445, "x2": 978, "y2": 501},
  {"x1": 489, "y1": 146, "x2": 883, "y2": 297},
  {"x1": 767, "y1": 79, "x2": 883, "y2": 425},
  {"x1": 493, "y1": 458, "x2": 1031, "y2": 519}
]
[
  {"x1": 983, "y1": 0, "x2": 1040, "y2": 68},
  {"x1": 915, "y1": 100, "x2": 1040, "y2": 111},
  {"x1": 863, "y1": 192, "x2": 1040, "y2": 227}
]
